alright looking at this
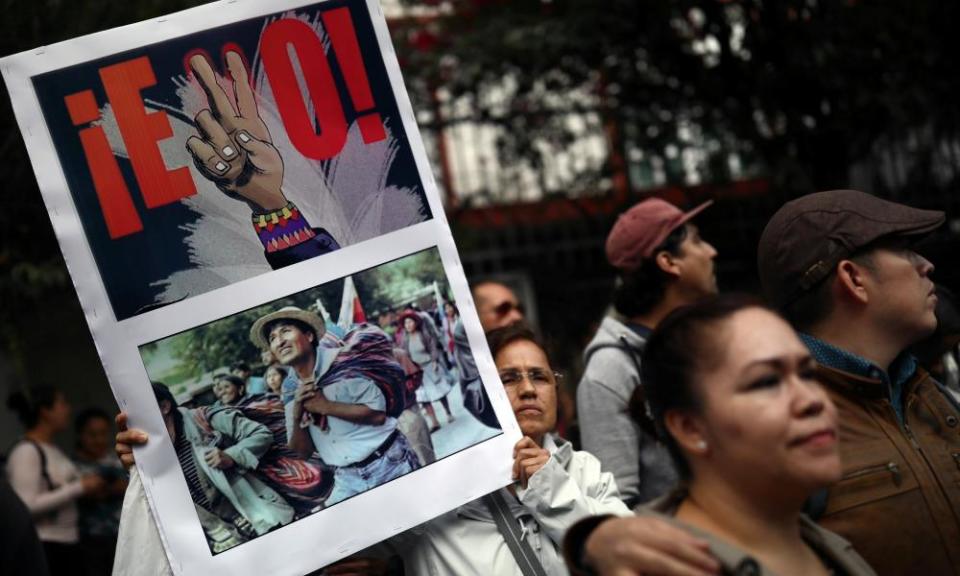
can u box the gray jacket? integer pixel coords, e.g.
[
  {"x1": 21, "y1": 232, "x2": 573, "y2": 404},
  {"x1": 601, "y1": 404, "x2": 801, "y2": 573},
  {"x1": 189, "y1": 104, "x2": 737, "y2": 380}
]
[{"x1": 576, "y1": 316, "x2": 677, "y2": 506}]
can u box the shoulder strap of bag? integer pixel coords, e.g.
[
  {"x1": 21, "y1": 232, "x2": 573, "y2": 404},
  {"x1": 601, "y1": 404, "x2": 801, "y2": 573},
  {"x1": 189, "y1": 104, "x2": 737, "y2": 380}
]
[
  {"x1": 22, "y1": 439, "x2": 55, "y2": 490},
  {"x1": 482, "y1": 490, "x2": 549, "y2": 576},
  {"x1": 584, "y1": 337, "x2": 644, "y2": 375}
]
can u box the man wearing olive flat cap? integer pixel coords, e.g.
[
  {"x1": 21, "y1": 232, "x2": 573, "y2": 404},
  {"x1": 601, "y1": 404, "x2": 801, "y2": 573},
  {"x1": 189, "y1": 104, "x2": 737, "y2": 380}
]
[{"x1": 758, "y1": 189, "x2": 960, "y2": 575}]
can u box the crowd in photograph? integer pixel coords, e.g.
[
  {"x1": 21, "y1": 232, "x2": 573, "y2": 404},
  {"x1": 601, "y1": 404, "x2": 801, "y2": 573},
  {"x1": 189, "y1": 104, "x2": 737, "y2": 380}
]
[
  {"x1": 145, "y1": 297, "x2": 484, "y2": 553},
  {"x1": 8, "y1": 188, "x2": 960, "y2": 575}
]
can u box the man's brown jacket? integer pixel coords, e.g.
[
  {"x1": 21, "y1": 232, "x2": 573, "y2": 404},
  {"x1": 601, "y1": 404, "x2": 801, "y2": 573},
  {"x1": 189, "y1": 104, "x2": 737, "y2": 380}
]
[{"x1": 819, "y1": 364, "x2": 960, "y2": 575}]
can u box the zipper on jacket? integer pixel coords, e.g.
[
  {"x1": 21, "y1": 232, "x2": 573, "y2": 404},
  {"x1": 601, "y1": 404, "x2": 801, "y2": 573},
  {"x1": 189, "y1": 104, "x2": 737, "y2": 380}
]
[
  {"x1": 841, "y1": 462, "x2": 902, "y2": 487},
  {"x1": 903, "y1": 421, "x2": 922, "y2": 452},
  {"x1": 885, "y1": 398, "x2": 923, "y2": 452}
]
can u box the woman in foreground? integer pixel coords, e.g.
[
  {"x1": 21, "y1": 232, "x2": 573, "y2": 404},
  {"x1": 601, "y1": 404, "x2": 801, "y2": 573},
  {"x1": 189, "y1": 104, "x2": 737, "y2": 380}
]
[{"x1": 567, "y1": 295, "x2": 875, "y2": 576}]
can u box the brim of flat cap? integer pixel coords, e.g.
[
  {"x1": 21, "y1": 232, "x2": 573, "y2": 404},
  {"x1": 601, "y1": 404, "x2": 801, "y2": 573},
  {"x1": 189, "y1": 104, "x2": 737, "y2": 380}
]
[
  {"x1": 249, "y1": 307, "x2": 327, "y2": 350},
  {"x1": 814, "y1": 200, "x2": 945, "y2": 274},
  {"x1": 761, "y1": 194, "x2": 944, "y2": 308}
]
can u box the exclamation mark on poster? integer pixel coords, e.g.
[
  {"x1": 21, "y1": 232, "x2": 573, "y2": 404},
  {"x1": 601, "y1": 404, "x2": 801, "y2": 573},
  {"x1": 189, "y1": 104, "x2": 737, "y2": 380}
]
[{"x1": 321, "y1": 7, "x2": 387, "y2": 144}]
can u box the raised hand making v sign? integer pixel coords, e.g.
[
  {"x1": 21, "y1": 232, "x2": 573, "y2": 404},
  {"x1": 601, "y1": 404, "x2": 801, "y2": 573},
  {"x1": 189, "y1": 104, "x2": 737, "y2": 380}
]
[
  {"x1": 185, "y1": 51, "x2": 340, "y2": 268},
  {"x1": 186, "y1": 51, "x2": 286, "y2": 212}
]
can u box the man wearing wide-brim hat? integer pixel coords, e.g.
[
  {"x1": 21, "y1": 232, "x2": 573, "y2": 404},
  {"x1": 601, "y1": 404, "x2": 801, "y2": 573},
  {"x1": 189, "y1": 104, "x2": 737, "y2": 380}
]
[{"x1": 250, "y1": 306, "x2": 421, "y2": 505}]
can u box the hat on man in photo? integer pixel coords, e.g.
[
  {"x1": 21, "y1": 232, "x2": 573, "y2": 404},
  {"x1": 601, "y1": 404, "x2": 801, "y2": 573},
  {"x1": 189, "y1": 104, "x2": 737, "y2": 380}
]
[
  {"x1": 605, "y1": 197, "x2": 713, "y2": 272},
  {"x1": 757, "y1": 189, "x2": 945, "y2": 309},
  {"x1": 250, "y1": 306, "x2": 327, "y2": 349}
]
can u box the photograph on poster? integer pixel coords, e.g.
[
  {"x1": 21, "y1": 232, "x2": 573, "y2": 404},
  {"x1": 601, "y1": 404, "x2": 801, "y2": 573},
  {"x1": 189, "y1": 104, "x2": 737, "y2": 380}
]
[
  {"x1": 30, "y1": 0, "x2": 432, "y2": 320},
  {"x1": 139, "y1": 247, "x2": 502, "y2": 554}
]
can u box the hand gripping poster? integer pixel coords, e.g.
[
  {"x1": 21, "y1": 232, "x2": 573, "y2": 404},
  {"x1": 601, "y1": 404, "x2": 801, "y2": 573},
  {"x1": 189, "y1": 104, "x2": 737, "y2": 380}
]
[{"x1": 1, "y1": 1, "x2": 520, "y2": 574}]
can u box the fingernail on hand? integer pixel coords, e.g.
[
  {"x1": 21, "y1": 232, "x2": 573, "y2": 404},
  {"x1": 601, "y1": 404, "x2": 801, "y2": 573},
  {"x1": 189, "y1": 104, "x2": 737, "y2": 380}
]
[
  {"x1": 222, "y1": 145, "x2": 236, "y2": 158},
  {"x1": 214, "y1": 161, "x2": 228, "y2": 172},
  {"x1": 237, "y1": 131, "x2": 251, "y2": 144}
]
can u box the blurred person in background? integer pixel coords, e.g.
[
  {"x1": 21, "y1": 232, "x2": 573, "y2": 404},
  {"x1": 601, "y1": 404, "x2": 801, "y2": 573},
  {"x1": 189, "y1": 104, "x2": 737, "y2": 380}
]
[
  {"x1": 113, "y1": 381, "x2": 295, "y2": 571},
  {"x1": 578, "y1": 197, "x2": 718, "y2": 507},
  {"x1": 6, "y1": 386, "x2": 106, "y2": 576},
  {"x1": 232, "y1": 361, "x2": 266, "y2": 396},
  {"x1": 263, "y1": 364, "x2": 288, "y2": 397},
  {"x1": 73, "y1": 408, "x2": 126, "y2": 576},
  {"x1": 398, "y1": 310, "x2": 456, "y2": 433},
  {"x1": 912, "y1": 283, "x2": 960, "y2": 399},
  {"x1": 566, "y1": 296, "x2": 875, "y2": 576},
  {"x1": 472, "y1": 281, "x2": 526, "y2": 332},
  {"x1": 452, "y1": 300, "x2": 499, "y2": 428},
  {"x1": 1, "y1": 474, "x2": 49, "y2": 576},
  {"x1": 210, "y1": 374, "x2": 330, "y2": 516},
  {"x1": 442, "y1": 301, "x2": 459, "y2": 366},
  {"x1": 390, "y1": 340, "x2": 438, "y2": 467}
]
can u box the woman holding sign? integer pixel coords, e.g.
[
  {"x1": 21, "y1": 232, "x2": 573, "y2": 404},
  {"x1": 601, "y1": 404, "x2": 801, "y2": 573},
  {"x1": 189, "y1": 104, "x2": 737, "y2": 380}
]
[{"x1": 381, "y1": 323, "x2": 630, "y2": 575}]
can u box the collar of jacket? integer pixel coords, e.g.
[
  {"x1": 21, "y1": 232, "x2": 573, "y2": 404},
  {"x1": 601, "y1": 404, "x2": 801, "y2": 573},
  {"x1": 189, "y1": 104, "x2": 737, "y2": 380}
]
[
  {"x1": 815, "y1": 362, "x2": 930, "y2": 401},
  {"x1": 799, "y1": 333, "x2": 917, "y2": 391}
]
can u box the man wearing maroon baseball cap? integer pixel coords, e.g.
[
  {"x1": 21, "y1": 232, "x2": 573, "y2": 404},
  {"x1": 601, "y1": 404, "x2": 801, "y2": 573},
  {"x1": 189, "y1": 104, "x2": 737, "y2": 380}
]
[
  {"x1": 754, "y1": 189, "x2": 960, "y2": 576},
  {"x1": 578, "y1": 197, "x2": 718, "y2": 508}
]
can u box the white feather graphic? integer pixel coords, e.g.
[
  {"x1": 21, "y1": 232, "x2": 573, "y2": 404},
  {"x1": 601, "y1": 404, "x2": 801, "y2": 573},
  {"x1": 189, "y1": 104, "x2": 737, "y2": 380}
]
[{"x1": 98, "y1": 10, "x2": 428, "y2": 309}]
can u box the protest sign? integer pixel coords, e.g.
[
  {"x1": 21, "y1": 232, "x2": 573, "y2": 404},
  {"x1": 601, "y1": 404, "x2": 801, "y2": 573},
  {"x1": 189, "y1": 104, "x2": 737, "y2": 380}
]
[{"x1": 1, "y1": 1, "x2": 520, "y2": 574}]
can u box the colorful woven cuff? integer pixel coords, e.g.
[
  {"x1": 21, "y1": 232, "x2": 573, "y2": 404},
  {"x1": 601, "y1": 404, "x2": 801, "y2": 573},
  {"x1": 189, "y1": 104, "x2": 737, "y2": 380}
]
[{"x1": 252, "y1": 201, "x2": 316, "y2": 253}]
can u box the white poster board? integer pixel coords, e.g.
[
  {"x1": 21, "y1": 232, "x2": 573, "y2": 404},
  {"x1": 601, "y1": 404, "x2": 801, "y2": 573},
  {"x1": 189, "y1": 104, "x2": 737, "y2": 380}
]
[{"x1": 1, "y1": 1, "x2": 520, "y2": 574}]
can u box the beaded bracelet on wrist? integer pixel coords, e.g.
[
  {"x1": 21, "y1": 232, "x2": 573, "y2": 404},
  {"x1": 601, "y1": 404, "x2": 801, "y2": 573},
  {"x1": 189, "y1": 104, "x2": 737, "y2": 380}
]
[{"x1": 252, "y1": 201, "x2": 316, "y2": 253}]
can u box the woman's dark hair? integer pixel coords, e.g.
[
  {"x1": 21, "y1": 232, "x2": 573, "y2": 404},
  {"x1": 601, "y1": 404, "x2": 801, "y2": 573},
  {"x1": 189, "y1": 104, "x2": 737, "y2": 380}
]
[
  {"x1": 231, "y1": 361, "x2": 251, "y2": 373},
  {"x1": 398, "y1": 311, "x2": 423, "y2": 330},
  {"x1": 637, "y1": 293, "x2": 768, "y2": 480},
  {"x1": 7, "y1": 385, "x2": 60, "y2": 429},
  {"x1": 74, "y1": 407, "x2": 111, "y2": 435},
  {"x1": 265, "y1": 364, "x2": 288, "y2": 379},
  {"x1": 151, "y1": 381, "x2": 183, "y2": 438},
  {"x1": 215, "y1": 374, "x2": 246, "y2": 391},
  {"x1": 612, "y1": 224, "x2": 688, "y2": 318},
  {"x1": 486, "y1": 322, "x2": 546, "y2": 359}
]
